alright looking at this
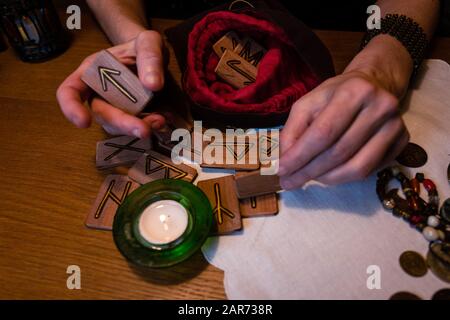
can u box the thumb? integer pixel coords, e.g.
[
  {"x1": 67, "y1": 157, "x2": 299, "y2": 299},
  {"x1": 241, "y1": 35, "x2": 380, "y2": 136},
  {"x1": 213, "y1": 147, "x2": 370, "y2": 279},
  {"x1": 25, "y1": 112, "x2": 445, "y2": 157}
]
[{"x1": 135, "y1": 30, "x2": 165, "y2": 91}]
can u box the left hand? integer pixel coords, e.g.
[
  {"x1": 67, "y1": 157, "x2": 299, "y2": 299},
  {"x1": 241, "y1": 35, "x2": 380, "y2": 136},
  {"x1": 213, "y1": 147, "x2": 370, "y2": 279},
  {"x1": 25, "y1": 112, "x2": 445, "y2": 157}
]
[
  {"x1": 278, "y1": 70, "x2": 410, "y2": 189},
  {"x1": 56, "y1": 30, "x2": 166, "y2": 138}
]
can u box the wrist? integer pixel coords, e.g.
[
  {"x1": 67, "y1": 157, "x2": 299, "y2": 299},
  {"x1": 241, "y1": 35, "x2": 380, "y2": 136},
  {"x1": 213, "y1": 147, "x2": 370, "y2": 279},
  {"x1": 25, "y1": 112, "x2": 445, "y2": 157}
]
[
  {"x1": 112, "y1": 24, "x2": 147, "y2": 44},
  {"x1": 344, "y1": 34, "x2": 414, "y2": 98}
]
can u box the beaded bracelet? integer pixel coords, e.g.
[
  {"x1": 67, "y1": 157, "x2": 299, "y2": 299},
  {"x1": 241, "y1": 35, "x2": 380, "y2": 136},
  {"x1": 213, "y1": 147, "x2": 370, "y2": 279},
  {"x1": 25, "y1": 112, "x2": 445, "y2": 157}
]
[
  {"x1": 361, "y1": 14, "x2": 428, "y2": 75},
  {"x1": 376, "y1": 167, "x2": 450, "y2": 243}
]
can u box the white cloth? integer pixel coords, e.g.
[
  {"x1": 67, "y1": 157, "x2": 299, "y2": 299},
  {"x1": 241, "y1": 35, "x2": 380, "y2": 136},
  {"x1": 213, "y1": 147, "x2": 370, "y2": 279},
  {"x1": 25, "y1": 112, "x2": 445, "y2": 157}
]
[{"x1": 197, "y1": 59, "x2": 450, "y2": 299}]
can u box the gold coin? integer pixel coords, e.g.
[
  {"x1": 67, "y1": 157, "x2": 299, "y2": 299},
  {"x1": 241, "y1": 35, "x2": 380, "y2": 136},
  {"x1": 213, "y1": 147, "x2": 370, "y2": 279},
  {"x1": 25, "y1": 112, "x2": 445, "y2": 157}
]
[
  {"x1": 390, "y1": 291, "x2": 422, "y2": 300},
  {"x1": 396, "y1": 143, "x2": 428, "y2": 168},
  {"x1": 399, "y1": 251, "x2": 428, "y2": 277},
  {"x1": 427, "y1": 243, "x2": 450, "y2": 284},
  {"x1": 432, "y1": 288, "x2": 450, "y2": 300}
]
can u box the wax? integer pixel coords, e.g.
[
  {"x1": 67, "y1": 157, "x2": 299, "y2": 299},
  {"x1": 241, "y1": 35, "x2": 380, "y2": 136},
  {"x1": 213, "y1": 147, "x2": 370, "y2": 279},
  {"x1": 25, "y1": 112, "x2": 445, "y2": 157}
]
[{"x1": 138, "y1": 200, "x2": 188, "y2": 245}]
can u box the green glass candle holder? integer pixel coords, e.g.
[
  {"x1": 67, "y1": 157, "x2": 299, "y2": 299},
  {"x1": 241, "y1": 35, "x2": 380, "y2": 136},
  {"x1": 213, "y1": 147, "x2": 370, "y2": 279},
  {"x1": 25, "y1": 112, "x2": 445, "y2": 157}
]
[{"x1": 113, "y1": 179, "x2": 213, "y2": 268}]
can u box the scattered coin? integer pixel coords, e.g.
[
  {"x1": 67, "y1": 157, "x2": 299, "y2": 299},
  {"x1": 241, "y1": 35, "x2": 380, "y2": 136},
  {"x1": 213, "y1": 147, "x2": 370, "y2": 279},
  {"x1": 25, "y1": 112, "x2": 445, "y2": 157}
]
[
  {"x1": 447, "y1": 162, "x2": 450, "y2": 184},
  {"x1": 399, "y1": 251, "x2": 428, "y2": 277},
  {"x1": 396, "y1": 143, "x2": 428, "y2": 168},
  {"x1": 431, "y1": 288, "x2": 450, "y2": 300},
  {"x1": 427, "y1": 242, "x2": 450, "y2": 283},
  {"x1": 389, "y1": 291, "x2": 422, "y2": 300},
  {"x1": 440, "y1": 198, "x2": 450, "y2": 223}
]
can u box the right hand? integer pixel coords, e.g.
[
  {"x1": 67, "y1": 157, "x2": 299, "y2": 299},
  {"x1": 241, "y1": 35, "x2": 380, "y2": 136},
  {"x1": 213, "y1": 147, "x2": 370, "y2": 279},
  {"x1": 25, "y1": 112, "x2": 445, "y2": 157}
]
[{"x1": 56, "y1": 30, "x2": 166, "y2": 138}]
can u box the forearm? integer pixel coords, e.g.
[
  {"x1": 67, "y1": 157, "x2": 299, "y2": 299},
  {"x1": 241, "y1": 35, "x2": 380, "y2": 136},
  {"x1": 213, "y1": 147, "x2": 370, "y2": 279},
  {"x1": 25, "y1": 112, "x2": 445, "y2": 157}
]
[
  {"x1": 86, "y1": 0, "x2": 148, "y2": 44},
  {"x1": 344, "y1": 0, "x2": 440, "y2": 98}
]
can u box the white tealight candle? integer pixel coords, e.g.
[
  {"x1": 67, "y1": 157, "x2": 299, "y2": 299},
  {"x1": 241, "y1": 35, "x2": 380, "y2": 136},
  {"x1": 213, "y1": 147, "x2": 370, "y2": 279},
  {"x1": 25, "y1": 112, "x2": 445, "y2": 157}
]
[{"x1": 138, "y1": 200, "x2": 189, "y2": 245}]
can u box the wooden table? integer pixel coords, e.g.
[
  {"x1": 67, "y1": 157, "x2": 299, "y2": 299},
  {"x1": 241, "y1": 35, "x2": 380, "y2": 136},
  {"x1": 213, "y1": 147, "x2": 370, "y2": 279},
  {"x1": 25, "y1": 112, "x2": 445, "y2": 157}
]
[{"x1": 0, "y1": 1, "x2": 449, "y2": 300}]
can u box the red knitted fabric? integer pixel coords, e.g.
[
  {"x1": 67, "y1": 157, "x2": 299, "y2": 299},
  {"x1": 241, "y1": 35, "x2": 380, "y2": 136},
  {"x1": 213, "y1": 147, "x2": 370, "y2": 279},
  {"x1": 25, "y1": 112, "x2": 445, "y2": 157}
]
[{"x1": 184, "y1": 10, "x2": 320, "y2": 116}]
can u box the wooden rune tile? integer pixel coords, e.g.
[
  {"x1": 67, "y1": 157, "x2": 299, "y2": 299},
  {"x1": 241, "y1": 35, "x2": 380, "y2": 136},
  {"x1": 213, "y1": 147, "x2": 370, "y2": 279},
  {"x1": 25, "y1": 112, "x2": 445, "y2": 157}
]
[
  {"x1": 85, "y1": 175, "x2": 140, "y2": 230},
  {"x1": 128, "y1": 150, "x2": 198, "y2": 185},
  {"x1": 197, "y1": 175, "x2": 242, "y2": 235},
  {"x1": 169, "y1": 128, "x2": 202, "y2": 164},
  {"x1": 200, "y1": 132, "x2": 260, "y2": 170},
  {"x1": 234, "y1": 170, "x2": 282, "y2": 199},
  {"x1": 258, "y1": 132, "x2": 280, "y2": 162},
  {"x1": 190, "y1": 127, "x2": 206, "y2": 159},
  {"x1": 151, "y1": 125, "x2": 179, "y2": 158},
  {"x1": 239, "y1": 193, "x2": 279, "y2": 218},
  {"x1": 152, "y1": 127, "x2": 202, "y2": 164},
  {"x1": 215, "y1": 49, "x2": 257, "y2": 89},
  {"x1": 213, "y1": 31, "x2": 242, "y2": 57},
  {"x1": 235, "y1": 36, "x2": 267, "y2": 67},
  {"x1": 152, "y1": 120, "x2": 194, "y2": 159},
  {"x1": 96, "y1": 136, "x2": 151, "y2": 169},
  {"x1": 81, "y1": 50, "x2": 153, "y2": 115}
]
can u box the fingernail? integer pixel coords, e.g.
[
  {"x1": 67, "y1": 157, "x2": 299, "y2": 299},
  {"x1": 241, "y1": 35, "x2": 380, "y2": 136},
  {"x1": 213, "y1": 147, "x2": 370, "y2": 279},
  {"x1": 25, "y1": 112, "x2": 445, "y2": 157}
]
[
  {"x1": 145, "y1": 73, "x2": 161, "y2": 88},
  {"x1": 71, "y1": 115, "x2": 80, "y2": 126},
  {"x1": 151, "y1": 121, "x2": 163, "y2": 130},
  {"x1": 132, "y1": 128, "x2": 141, "y2": 138}
]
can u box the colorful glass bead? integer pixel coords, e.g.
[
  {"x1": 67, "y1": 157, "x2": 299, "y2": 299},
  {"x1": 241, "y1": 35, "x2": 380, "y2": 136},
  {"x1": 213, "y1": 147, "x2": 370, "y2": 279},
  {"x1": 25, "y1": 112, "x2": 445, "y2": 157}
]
[
  {"x1": 378, "y1": 169, "x2": 392, "y2": 179},
  {"x1": 429, "y1": 195, "x2": 440, "y2": 207},
  {"x1": 422, "y1": 226, "x2": 439, "y2": 242},
  {"x1": 415, "y1": 172, "x2": 425, "y2": 182},
  {"x1": 437, "y1": 230, "x2": 446, "y2": 241},
  {"x1": 383, "y1": 198, "x2": 395, "y2": 210},
  {"x1": 402, "y1": 177, "x2": 412, "y2": 186},
  {"x1": 418, "y1": 197, "x2": 428, "y2": 209},
  {"x1": 411, "y1": 215, "x2": 425, "y2": 225},
  {"x1": 423, "y1": 179, "x2": 436, "y2": 192},
  {"x1": 410, "y1": 178, "x2": 420, "y2": 194},
  {"x1": 408, "y1": 197, "x2": 420, "y2": 212},
  {"x1": 392, "y1": 207, "x2": 402, "y2": 217},
  {"x1": 427, "y1": 215, "x2": 440, "y2": 228},
  {"x1": 391, "y1": 166, "x2": 401, "y2": 177},
  {"x1": 403, "y1": 187, "x2": 413, "y2": 197},
  {"x1": 415, "y1": 223, "x2": 426, "y2": 231},
  {"x1": 401, "y1": 211, "x2": 411, "y2": 222},
  {"x1": 424, "y1": 204, "x2": 438, "y2": 216}
]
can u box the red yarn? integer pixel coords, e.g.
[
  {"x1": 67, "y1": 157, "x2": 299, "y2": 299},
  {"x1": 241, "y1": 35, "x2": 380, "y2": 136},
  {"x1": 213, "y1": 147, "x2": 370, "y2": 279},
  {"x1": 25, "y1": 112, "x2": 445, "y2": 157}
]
[{"x1": 184, "y1": 11, "x2": 320, "y2": 116}]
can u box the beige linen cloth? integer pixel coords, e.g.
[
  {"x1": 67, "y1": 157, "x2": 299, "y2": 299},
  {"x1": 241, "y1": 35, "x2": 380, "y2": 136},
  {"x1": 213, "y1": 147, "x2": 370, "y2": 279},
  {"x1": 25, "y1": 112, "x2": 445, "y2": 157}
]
[{"x1": 196, "y1": 59, "x2": 450, "y2": 299}]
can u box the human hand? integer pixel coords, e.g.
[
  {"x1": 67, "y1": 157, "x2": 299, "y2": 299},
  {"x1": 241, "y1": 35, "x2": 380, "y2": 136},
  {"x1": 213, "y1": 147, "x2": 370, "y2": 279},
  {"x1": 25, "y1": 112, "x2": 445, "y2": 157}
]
[
  {"x1": 278, "y1": 70, "x2": 409, "y2": 189},
  {"x1": 56, "y1": 30, "x2": 166, "y2": 138}
]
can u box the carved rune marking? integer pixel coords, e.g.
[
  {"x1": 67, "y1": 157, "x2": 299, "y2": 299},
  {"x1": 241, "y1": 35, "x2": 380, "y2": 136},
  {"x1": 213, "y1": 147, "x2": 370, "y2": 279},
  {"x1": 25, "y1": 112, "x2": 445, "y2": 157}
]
[
  {"x1": 237, "y1": 40, "x2": 265, "y2": 67},
  {"x1": 212, "y1": 183, "x2": 235, "y2": 224},
  {"x1": 210, "y1": 141, "x2": 255, "y2": 161},
  {"x1": 226, "y1": 60, "x2": 256, "y2": 85},
  {"x1": 259, "y1": 135, "x2": 279, "y2": 158},
  {"x1": 95, "y1": 179, "x2": 132, "y2": 219},
  {"x1": 98, "y1": 66, "x2": 138, "y2": 103},
  {"x1": 103, "y1": 138, "x2": 146, "y2": 161},
  {"x1": 145, "y1": 155, "x2": 188, "y2": 180}
]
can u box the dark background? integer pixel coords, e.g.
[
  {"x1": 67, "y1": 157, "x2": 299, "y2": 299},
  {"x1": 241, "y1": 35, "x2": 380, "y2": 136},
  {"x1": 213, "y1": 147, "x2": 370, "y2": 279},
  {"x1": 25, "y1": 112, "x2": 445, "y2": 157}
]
[{"x1": 147, "y1": 0, "x2": 450, "y2": 36}]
